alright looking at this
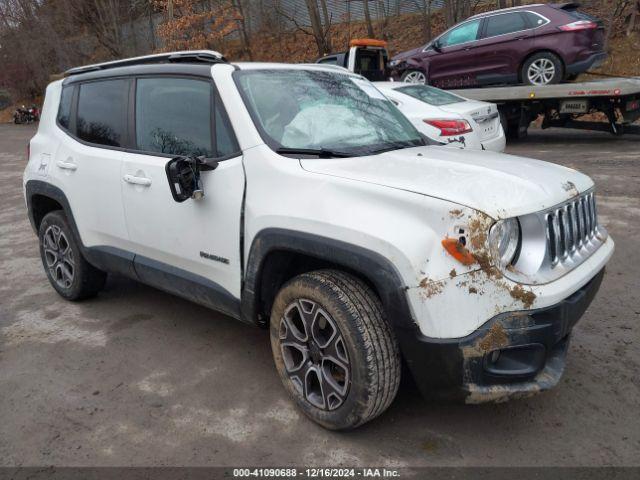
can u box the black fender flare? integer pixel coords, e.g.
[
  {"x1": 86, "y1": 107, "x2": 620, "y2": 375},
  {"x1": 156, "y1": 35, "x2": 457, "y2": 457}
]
[
  {"x1": 25, "y1": 180, "x2": 80, "y2": 238},
  {"x1": 240, "y1": 228, "x2": 416, "y2": 331},
  {"x1": 25, "y1": 179, "x2": 136, "y2": 277}
]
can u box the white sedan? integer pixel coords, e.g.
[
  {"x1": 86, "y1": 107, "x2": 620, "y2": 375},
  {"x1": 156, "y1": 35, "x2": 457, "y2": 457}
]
[{"x1": 374, "y1": 82, "x2": 506, "y2": 152}]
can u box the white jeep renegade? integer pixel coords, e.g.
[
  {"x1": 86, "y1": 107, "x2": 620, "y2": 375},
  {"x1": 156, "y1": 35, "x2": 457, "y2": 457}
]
[{"x1": 24, "y1": 51, "x2": 614, "y2": 430}]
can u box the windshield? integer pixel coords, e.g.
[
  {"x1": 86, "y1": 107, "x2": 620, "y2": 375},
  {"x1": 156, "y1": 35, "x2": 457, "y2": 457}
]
[
  {"x1": 234, "y1": 69, "x2": 425, "y2": 156},
  {"x1": 395, "y1": 85, "x2": 465, "y2": 106}
]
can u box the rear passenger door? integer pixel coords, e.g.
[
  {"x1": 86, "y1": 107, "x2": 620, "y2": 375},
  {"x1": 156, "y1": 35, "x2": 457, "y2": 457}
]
[
  {"x1": 54, "y1": 79, "x2": 131, "y2": 259},
  {"x1": 120, "y1": 76, "x2": 245, "y2": 313},
  {"x1": 473, "y1": 12, "x2": 535, "y2": 85}
]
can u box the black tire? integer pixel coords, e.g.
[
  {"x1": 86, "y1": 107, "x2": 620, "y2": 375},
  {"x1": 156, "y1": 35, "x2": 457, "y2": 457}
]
[
  {"x1": 506, "y1": 119, "x2": 529, "y2": 140},
  {"x1": 270, "y1": 269, "x2": 400, "y2": 430},
  {"x1": 38, "y1": 210, "x2": 106, "y2": 300},
  {"x1": 400, "y1": 69, "x2": 427, "y2": 84},
  {"x1": 521, "y1": 52, "x2": 563, "y2": 86}
]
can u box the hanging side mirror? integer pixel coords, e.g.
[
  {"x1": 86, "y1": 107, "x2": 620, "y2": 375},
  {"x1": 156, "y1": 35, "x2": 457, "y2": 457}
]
[{"x1": 165, "y1": 155, "x2": 218, "y2": 203}]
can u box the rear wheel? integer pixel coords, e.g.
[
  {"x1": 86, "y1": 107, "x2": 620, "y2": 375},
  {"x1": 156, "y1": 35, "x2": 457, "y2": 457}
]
[
  {"x1": 401, "y1": 70, "x2": 427, "y2": 84},
  {"x1": 38, "y1": 211, "x2": 106, "y2": 300},
  {"x1": 522, "y1": 52, "x2": 563, "y2": 86},
  {"x1": 270, "y1": 270, "x2": 400, "y2": 430}
]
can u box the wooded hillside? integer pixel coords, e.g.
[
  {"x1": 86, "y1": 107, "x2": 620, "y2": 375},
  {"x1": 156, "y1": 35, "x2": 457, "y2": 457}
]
[{"x1": 0, "y1": 0, "x2": 638, "y2": 104}]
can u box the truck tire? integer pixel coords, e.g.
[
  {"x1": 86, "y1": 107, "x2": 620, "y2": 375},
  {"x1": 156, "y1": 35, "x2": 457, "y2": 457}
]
[
  {"x1": 401, "y1": 70, "x2": 427, "y2": 84},
  {"x1": 270, "y1": 269, "x2": 400, "y2": 430},
  {"x1": 522, "y1": 52, "x2": 563, "y2": 86},
  {"x1": 38, "y1": 210, "x2": 107, "y2": 300}
]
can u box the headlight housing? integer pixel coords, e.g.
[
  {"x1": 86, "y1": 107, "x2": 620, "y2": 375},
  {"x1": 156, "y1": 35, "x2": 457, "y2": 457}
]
[
  {"x1": 388, "y1": 59, "x2": 400, "y2": 68},
  {"x1": 488, "y1": 218, "x2": 520, "y2": 269}
]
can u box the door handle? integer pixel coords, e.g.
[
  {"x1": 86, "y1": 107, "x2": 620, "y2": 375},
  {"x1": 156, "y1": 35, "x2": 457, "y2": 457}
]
[
  {"x1": 56, "y1": 160, "x2": 77, "y2": 171},
  {"x1": 123, "y1": 174, "x2": 152, "y2": 186}
]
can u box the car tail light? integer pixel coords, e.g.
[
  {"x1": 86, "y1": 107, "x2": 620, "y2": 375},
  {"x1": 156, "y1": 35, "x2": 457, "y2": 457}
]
[
  {"x1": 559, "y1": 20, "x2": 598, "y2": 31},
  {"x1": 424, "y1": 119, "x2": 473, "y2": 136}
]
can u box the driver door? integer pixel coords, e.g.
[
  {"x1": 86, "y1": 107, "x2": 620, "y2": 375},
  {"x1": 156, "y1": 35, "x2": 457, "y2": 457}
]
[
  {"x1": 428, "y1": 19, "x2": 482, "y2": 88},
  {"x1": 121, "y1": 76, "x2": 244, "y2": 316}
]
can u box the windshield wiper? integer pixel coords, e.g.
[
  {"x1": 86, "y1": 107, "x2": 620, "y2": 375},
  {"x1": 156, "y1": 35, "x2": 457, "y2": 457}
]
[
  {"x1": 365, "y1": 139, "x2": 426, "y2": 155},
  {"x1": 276, "y1": 147, "x2": 352, "y2": 158}
]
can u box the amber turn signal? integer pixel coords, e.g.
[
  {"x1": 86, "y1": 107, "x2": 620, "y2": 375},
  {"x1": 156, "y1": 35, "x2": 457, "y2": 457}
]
[{"x1": 441, "y1": 238, "x2": 476, "y2": 266}]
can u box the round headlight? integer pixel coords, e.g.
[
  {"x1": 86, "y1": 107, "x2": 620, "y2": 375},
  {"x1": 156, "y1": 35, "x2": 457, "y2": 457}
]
[
  {"x1": 488, "y1": 218, "x2": 520, "y2": 268},
  {"x1": 388, "y1": 59, "x2": 400, "y2": 67}
]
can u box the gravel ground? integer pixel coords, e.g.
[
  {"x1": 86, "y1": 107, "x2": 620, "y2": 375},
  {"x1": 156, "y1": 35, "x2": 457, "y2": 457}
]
[{"x1": 0, "y1": 123, "x2": 638, "y2": 468}]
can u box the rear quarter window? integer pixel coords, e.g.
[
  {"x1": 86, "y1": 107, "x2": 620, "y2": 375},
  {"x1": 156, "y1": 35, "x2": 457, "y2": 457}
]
[
  {"x1": 57, "y1": 85, "x2": 73, "y2": 130},
  {"x1": 76, "y1": 79, "x2": 128, "y2": 147},
  {"x1": 523, "y1": 12, "x2": 549, "y2": 28}
]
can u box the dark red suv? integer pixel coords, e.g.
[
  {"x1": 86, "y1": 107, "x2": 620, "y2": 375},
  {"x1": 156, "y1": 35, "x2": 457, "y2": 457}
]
[{"x1": 389, "y1": 3, "x2": 606, "y2": 88}]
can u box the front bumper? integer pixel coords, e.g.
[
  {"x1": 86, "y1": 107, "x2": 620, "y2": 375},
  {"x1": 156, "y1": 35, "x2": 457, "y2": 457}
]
[{"x1": 397, "y1": 268, "x2": 605, "y2": 403}]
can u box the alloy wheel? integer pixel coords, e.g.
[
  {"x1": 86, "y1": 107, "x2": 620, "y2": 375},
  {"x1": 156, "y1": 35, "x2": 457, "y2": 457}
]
[
  {"x1": 278, "y1": 299, "x2": 350, "y2": 411},
  {"x1": 42, "y1": 225, "x2": 75, "y2": 289},
  {"x1": 527, "y1": 58, "x2": 556, "y2": 85},
  {"x1": 403, "y1": 71, "x2": 427, "y2": 84}
]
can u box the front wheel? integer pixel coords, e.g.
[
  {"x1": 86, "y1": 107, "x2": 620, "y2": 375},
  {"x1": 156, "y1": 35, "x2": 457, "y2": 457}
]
[
  {"x1": 401, "y1": 69, "x2": 427, "y2": 84},
  {"x1": 270, "y1": 270, "x2": 400, "y2": 430},
  {"x1": 522, "y1": 52, "x2": 563, "y2": 86}
]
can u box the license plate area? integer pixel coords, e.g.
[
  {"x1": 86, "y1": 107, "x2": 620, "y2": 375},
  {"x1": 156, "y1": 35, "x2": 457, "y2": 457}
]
[
  {"x1": 479, "y1": 122, "x2": 496, "y2": 140},
  {"x1": 472, "y1": 112, "x2": 499, "y2": 140},
  {"x1": 626, "y1": 99, "x2": 640, "y2": 112},
  {"x1": 560, "y1": 99, "x2": 589, "y2": 114}
]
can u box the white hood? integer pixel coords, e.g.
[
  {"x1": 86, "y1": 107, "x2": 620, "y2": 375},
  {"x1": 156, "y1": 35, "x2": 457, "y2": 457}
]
[{"x1": 300, "y1": 146, "x2": 593, "y2": 218}]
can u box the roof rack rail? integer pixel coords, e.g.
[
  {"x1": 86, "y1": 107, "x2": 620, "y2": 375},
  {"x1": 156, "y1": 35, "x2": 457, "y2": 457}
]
[
  {"x1": 468, "y1": 3, "x2": 543, "y2": 18},
  {"x1": 64, "y1": 50, "x2": 226, "y2": 76}
]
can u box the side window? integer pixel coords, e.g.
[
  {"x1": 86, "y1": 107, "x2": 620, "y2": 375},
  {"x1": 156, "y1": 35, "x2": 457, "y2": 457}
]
[
  {"x1": 484, "y1": 13, "x2": 528, "y2": 38},
  {"x1": 523, "y1": 12, "x2": 549, "y2": 28},
  {"x1": 77, "y1": 79, "x2": 128, "y2": 147},
  {"x1": 57, "y1": 85, "x2": 73, "y2": 130},
  {"x1": 440, "y1": 20, "x2": 481, "y2": 47},
  {"x1": 318, "y1": 56, "x2": 338, "y2": 65},
  {"x1": 135, "y1": 77, "x2": 213, "y2": 157}
]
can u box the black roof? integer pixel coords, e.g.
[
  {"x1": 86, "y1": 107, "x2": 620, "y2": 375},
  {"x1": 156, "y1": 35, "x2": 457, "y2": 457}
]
[
  {"x1": 62, "y1": 50, "x2": 230, "y2": 83},
  {"x1": 62, "y1": 63, "x2": 222, "y2": 84}
]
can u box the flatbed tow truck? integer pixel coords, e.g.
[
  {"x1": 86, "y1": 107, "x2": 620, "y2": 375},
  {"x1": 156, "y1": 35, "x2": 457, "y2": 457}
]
[
  {"x1": 317, "y1": 39, "x2": 640, "y2": 139},
  {"x1": 454, "y1": 76, "x2": 640, "y2": 138}
]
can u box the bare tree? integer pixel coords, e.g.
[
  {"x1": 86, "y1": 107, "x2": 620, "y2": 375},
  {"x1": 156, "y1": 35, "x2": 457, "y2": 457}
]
[
  {"x1": 67, "y1": 0, "x2": 126, "y2": 58},
  {"x1": 444, "y1": 0, "x2": 472, "y2": 28},
  {"x1": 377, "y1": 0, "x2": 389, "y2": 39},
  {"x1": 627, "y1": 0, "x2": 639, "y2": 36},
  {"x1": 273, "y1": 0, "x2": 332, "y2": 57},
  {"x1": 231, "y1": 0, "x2": 252, "y2": 59},
  {"x1": 602, "y1": 0, "x2": 631, "y2": 50},
  {"x1": 362, "y1": 0, "x2": 375, "y2": 37},
  {"x1": 412, "y1": 0, "x2": 434, "y2": 42}
]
